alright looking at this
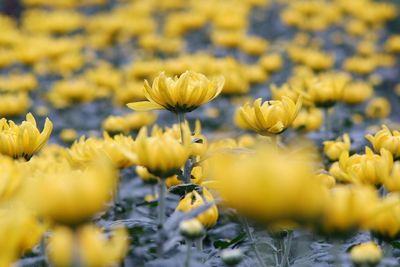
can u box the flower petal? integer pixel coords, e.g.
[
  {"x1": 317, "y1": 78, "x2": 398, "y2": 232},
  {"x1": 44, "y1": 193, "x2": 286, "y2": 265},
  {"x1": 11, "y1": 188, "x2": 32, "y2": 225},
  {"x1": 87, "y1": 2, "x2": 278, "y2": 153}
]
[{"x1": 127, "y1": 102, "x2": 164, "y2": 111}]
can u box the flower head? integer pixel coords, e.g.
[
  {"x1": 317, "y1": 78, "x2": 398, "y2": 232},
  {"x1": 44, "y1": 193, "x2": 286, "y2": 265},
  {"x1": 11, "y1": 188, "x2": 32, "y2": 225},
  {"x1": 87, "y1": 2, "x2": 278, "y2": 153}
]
[
  {"x1": 127, "y1": 71, "x2": 224, "y2": 113},
  {"x1": 323, "y1": 133, "x2": 351, "y2": 161},
  {"x1": 350, "y1": 241, "x2": 382, "y2": 267},
  {"x1": 235, "y1": 96, "x2": 302, "y2": 135},
  {"x1": 0, "y1": 113, "x2": 53, "y2": 160},
  {"x1": 366, "y1": 125, "x2": 400, "y2": 159}
]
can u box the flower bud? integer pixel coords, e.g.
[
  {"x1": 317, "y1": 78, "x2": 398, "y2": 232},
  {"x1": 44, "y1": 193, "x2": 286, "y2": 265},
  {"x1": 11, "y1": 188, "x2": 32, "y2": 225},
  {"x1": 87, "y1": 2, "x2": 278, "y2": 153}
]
[
  {"x1": 221, "y1": 249, "x2": 243, "y2": 266},
  {"x1": 350, "y1": 242, "x2": 382, "y2": 267},
  {"x1": 179, "y1": 219, "x2": 204, "y2": 240}
]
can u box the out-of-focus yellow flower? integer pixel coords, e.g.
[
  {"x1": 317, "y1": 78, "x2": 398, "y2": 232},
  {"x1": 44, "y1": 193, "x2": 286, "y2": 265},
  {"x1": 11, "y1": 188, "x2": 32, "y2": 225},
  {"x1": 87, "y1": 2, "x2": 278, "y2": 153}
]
[
  {"x1": 0, "y1": 113, "x2": 53, "y2": 160},
  {"x1": 350, "y1": 241, "x2": 382, "y2": 267},
  {"x1": 31, "y1": 159, "x2": 117, "y2": 225},
  {"x1": 0, "y1": 73, "x2": 38, "y2": 92},
  {"x1": 366, "y1": 125, "x2": 400, "y2": 159},
  {"x1": 382, "y1": 161, "x2": 400, "y2": 192},
  {"x1": 239, "y1": 36, "x2": 268, "y2": 55},
  {"x1": 365, "y1": 97, "x2": 391, "y2": 119},
  {"x1": 315, "y1": 171, "x2": 336, "y2": 189},
  {"x1": 211, "y1": 145, "x2": 329, "y2": 224},
  {"x1": 128, "y1": 71, "x2": 224, "y2": 113},
  {"x1": 385, "y1": 35, "x2": 400, "y2": 53},
  {"x1": 47, "y1": 224, "x2": 128, "y2": 267},
  {"x1": 343, "y1": 56, "x2": 377, "y2": 75},
  {"x1": 259, "y1": 53, "x2": 283, "y2": 73},
  {"x1": 0, "y1": 209, "x2": 45, "y2": 267},
  {"x1": 175, "y1": 187, "x2": 218, "y2": 228},
  {"x1": 235, "y1": 97, "x2": 302, "y2": 135},
  {"x1": 301, "y1": 72, "x2": 350, "y2": 107},
  {"x1": 292, "y1": 107, "x2": 323, "y2": 132},
  {"x1": 317, "y1": 185, "x2": 380, "y2": 235},
  {"x1": 323, "y1": 134, "x2": 351, "y2": 161},
  {"x1": 136, "y1": 166, "x2": 159, "y2": 184},
  {"x1": 243, "y1": 64, "x2": 268, "y2": 84},
  {"x1": 0, "y1": 156, "x2": 23, "y2": 203},
  {"x1": 133, "y1": 127, "x2": 190, "y2": 177},
  {"x1": 342, "y1": 82, "x2": 373, "y2": 105},
  {"x1": 102, "y1": 112, "x2": 157, "y2": 134},
  {"x1": 367, "y1": 194, "x2": 400, "y2": 240},
  {"x1": 0, "y1": 93, "x2": 31, "y2": 117},
  {"x1": 288, "y1": 46, "x2": 334, "y2": 71},
  {"x1": 59, "y1": 128, "x2": 78, "y2": 143},
  {"x1": 338, "y1": 147, "x2": 393, "y2": 185}
]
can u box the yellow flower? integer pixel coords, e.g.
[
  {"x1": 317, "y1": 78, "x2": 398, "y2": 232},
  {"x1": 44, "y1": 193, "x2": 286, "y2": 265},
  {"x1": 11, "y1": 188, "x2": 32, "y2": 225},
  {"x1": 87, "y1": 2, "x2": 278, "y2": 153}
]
[
  {"x1": 0, "y1": 156, "x2": 22, "y2": 203},
  {"x1": 133, "y1": 127, "x2": 190, "y2": 177},
  {"x1": 323, "y1": 134, "x2": 351, "y2": 161},
  {"x1": 366, "y1": 125, "x2": 400, "y2": 159},
  {"x1": 0, "y1": 92, "x2": 31, "y2": 117},
  {"x1": 301, "y1": 72, "x2": 350, "y2": 107},
  {"x1": 292, "y1": 107, "x2": 323, "y2": 132},
  {"x1": 166, "y1": 166, "x2": 204, "y2": 188},
  {"x1": 179, "y1": 218, "x2": 205, "y2": 239},
  {"x1": 315, "y1": 171, "x2": 336, "y2": 189},
  {"x1": 0, "y1": 113, "x2": 53, "y2": 160},
  {"x1": 235, "y1": 97, "x2": 302, "y2": 135},
  {"x1": 102, "y1": 112, "x2": 157, "y2": 134},
  {"x1": 259, "y1": 53, "x2": 283, "y2": 73},
  {"x1": 175, "y1": 187, "x2": 219, "y2": 228},
  {"x1": 382, "y1": 161, "x2": 400, "y2": 192},
  {"x1": 136, "y1": 166, "x2": 159, "y2": 184},
  {"x1": 47, "y1": 224, "x2": 128, "y2": 267},
  {"x1": 342, "y1": 81, "x2": 373, "y2": 105},
  {"x1": 0, "y1": 208, "x2": 45, "y2": 267},
  {"x1": 338, "y1": 147, "x2": 393, "y2": 185},
  {"x1": 367, "y1": 194, "x2": 400, "y2": 240},
  {"x1": 318, "y1": 185, "x2": 380, "y2": 235},
  {"x1": 365, "y1": 97, "x2": 391, "y2": 119},
  {"x1": 211, "y1": 145, "x2": 329, "y2": 224},
  {"x1": 31, "y1": 158, "x2": 117, "y2": 225},
  {"x1": 350, "y1": 241, "x2": 382, "y2": 267},
  {"x1": 127, "y1": 71, "x2": 224, "y2": 113},
  {"x1": 59, "y1": 128, "x2": 78, "y2": 143}
]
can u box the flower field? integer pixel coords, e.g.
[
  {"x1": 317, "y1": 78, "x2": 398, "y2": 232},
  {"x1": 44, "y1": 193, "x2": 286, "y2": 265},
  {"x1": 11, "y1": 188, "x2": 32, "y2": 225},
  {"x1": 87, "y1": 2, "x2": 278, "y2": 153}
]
[{"x1": 1, "y1": 0, "x2": 400, "y2": 266}]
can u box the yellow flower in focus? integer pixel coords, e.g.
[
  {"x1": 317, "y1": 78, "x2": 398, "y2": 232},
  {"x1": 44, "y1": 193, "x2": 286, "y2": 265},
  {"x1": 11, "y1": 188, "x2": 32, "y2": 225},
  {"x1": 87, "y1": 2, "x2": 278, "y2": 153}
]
[
  {"x1": 48, "y1": 224, "x2": 128, "y2": 267},
  {"x1": 127, "y1": 71, "x2": 224, "y2": 113},
  {"x1": 175, "y1": 187, "x2": 219, "y2": 228},
  {"x1": 235, "y1": 97, "x2": 302, "y2": 135},
  {"x1": 338, "y1": 147, "x2": 393, "y2": 185},
  {"x1": 0, "y1": 113, "x2": 53, "y2": 160},
  {"x1": 350, "y1": 242, "x2": 382, "y2": 267},
  {"x1": 31, "y1": 159, "x2": 117, "y2": 225},
  {"x1": 292, "y1": 107, "x2": 323, "y2": 132},
  {"x1": 365, "y1": 97, "x2": 391, "y2": 119},
  {"x1": 133, "y1": 127, "x2": 190, "y2": 177},
  {"x1": 323, "y1": 134, "x2": 351, "y2": 161},
  {"x1": 366, "y1": 125, "x2": 400, "y2": 159}
]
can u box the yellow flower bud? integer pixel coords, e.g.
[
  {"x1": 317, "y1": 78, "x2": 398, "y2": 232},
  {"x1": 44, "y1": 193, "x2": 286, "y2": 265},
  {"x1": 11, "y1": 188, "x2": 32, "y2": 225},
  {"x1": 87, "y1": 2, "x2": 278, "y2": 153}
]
[
  {"x1": 60, "y1": 128, "x2": 78, "y2": 143},
  {"x1": 342, "y1": 82, "x2": 373, "y2": 105},
  {"x1": 235, "y1": 96, "x2": 302, "y2": 135},
  {"x1": 175, "y1": 188, "x2": 219, "y2": 228},
  {"x1": 350, "y1": 242, "x2": 382, "y2": 267}
]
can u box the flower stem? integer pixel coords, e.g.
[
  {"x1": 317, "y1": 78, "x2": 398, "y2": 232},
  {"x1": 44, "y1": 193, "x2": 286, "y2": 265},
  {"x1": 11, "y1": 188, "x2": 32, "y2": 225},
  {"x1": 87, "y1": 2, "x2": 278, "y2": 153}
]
[
  {"x1": 158, "y1": 179, "x2": 166, "y2": 226},
  {"x1": 242, "y1": 218, "x2": 267, "y2": 267},
  {"x1": 177, "y1": 112, "x2": 186, "y2": 145},
  {"x1": 185, "y1": 240, "x2": 192, "y2": 267},
  {"x1": 196, "y1": 237, "x2": 203, "y2": 251},
  {"x1": 323, "y1": 108, "x2": 330, "y2": 140},
  {"x1": 280, "y1": 232, "x2": 293, "y2": 267}
]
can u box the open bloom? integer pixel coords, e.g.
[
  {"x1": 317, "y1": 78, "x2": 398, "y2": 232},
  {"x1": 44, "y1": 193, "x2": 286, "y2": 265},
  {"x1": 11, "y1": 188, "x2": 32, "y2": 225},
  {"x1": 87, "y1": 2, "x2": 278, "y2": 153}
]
[
  {"x1": 0, "y1": 113, "x2": 53, "y2": 160},
  {"x1": 235, "y1": 96, "x2": 302, "y2": 135},
  {"x1": 338, "y1": 147, "x2": 393, "y2": 185},
  {"x1": 175, "y1": 187, "x2": 219, "y2": 228},
  {"x1": 47, "y1": 224, "x2": 128, "y2": 267},
  {"x1": 366, "y1": 125, "x2": 400, "y2": 159},
  {"x1": 323, "y1": 133, "x2": 351, "y2": 161},
  {"x1": 127, "y1": 71, "x2": 224, "y2": 113}
]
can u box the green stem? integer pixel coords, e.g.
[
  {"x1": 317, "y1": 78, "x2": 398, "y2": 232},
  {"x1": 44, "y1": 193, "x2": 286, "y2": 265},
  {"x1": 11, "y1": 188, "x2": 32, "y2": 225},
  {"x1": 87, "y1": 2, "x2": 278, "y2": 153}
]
[
  {"x1": 177, "y1": 112, "x2": 186, "y2": 145},
  {"x1": 323, "y1": 108, "x2": 330, "y2": 140},
  {"x1": 242, "y1": 218, "x2": 267, "y2": 267},
  {"x1": 280, "y1": 232, "x2": 293, "y2": 267},
  {"x1": 185, "y1": 240, "x2": 192, "y2": 267},
  {"x1": 196, "y1": 237, "x2": 203, "y2": 251},
  {"x1": 158, "y1": 180, "x2": 166, "y2": 226},
  {"x1": 72, "y1": 230, "x2": 82, "y2": 267}
]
